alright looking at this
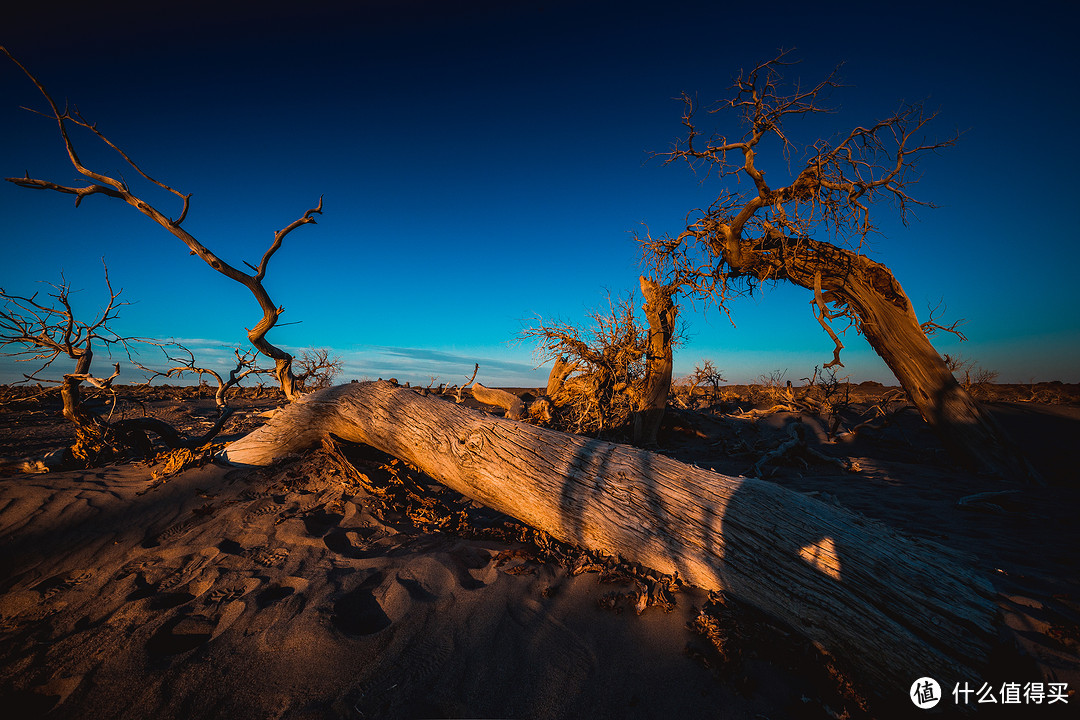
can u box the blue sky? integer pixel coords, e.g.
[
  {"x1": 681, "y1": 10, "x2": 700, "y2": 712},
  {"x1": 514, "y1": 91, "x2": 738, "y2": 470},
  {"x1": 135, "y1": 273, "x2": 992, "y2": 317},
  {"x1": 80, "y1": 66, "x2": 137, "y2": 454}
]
[{"x1": 2, "y1": 0, "x2": 1078, "y2": 387}]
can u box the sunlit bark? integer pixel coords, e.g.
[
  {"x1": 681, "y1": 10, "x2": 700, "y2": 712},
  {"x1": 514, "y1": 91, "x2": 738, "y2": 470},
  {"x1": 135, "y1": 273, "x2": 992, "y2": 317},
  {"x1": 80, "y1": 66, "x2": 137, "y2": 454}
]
[
  {"x1": 633, "y1": 275, "x2": 677, "y2": 446},
  {"x1": 224, "y1": 381, "x2": 999, "y2": 703}
]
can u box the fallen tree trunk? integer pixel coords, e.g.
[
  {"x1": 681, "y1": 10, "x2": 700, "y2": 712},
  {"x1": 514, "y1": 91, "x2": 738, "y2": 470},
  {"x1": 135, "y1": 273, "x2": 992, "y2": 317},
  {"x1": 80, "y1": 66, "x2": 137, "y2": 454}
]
[{"x1": 224, "y1": 381, "x2": 999, "y2": 704}]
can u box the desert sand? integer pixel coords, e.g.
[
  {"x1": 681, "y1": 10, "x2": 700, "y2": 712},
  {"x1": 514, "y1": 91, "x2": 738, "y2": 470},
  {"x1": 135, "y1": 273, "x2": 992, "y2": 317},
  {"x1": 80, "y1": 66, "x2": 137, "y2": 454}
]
[{"x1": 0, "y1": 383, "x2": 1077, "y2": 719}]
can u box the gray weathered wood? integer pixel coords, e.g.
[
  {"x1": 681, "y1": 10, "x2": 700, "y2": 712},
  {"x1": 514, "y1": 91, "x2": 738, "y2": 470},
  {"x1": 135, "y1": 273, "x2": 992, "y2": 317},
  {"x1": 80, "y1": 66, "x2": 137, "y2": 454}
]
[
  {"x1": 223, "y1": 380, "x2": 998, "y2": 703},
  {"x1": 470, "y1": 382, "x2": 525, "y2": 420}
]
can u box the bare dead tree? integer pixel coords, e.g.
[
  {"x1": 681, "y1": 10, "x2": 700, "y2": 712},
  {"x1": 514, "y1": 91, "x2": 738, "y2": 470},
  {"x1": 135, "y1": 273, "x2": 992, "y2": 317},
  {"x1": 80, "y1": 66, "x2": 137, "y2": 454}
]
[
  {"x1": 3, "y1": 264, "x2": 143, "y2": 424},
  {"x1": 0, "y1": 266, "x2": 221, "y2": 463},
  {"x1": 688, "y1": 359, "x2": 726, "y2": 407},
  {"x1": 149, "y1": 347, "x2": 274, "y2": 408},
  {"x1": 796, "y1": 365, "x2": 853, "y2": 440},
  {"x1": 2, "y1": 46, "x2": 321, "y2": 401},
  {"x1": 635, "y1": 276, "x2": 678, "y2": 445},
  {"x1": 292, "y1": 347, "x2": 344, "y2": 393},
  {"x1": 641, "y1": 51, "x2": 1035, "y2": 481}
]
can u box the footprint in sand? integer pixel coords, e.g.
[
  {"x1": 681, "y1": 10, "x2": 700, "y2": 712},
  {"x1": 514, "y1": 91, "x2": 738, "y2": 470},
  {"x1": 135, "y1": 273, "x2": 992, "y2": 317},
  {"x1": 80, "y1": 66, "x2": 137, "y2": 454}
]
[
  {"x1": 142, "y1": 517, "x2": 199, "y2": 548},
  {"x1": 351, "y1": 624, "x2": 454, "y2": 717},
  {"x1": 241, "y1": 497, "x2": 282, "y2": 526},
  {"x1": 145, "y1": 581, "x2": 254, "y2": 656},
  {"x1": 146, "y1": 613, "x2": 217, "y2": 655},
  {"x1": 302, "y1": 506, "x2": 345, "y2": 538},
  {"x1": 445, "y1": 544, "x2": 495, "y2": 590},
  {"x1": 250, "y1": 547, "x2": 290, "y2": 568},
  {"x1": 322, "y1": 526, "x2": 390, "y2": 559},
  {"x1": 33, "y1": 570, "x2": 93, "y2": 601},
  {"x1": 155, "y1": 549, "x2": 217, "y2": 593},
  {"x1": 331, "y1": 571, "x2": 391, "y2": 636},
  {"x1": 206, "y1": 585, "x2": 246, "y2": 604}
]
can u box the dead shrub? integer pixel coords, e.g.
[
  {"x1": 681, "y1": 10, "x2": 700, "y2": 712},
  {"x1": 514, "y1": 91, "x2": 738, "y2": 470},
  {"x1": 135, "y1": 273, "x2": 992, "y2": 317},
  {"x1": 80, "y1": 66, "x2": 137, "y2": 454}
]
[{"x1": 524, "y1": 295, "x2": 648, "y2": 436}]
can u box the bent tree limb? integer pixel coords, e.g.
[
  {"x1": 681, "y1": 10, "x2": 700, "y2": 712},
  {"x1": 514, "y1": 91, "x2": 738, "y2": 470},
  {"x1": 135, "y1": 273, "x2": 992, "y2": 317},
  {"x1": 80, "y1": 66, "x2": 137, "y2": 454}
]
[
  {"x1": 224, "y1": 381, "x2": 999, "y2": 704},
  {"x1": 744, "y1": 236, "x2": 1034, "y2": 481}
]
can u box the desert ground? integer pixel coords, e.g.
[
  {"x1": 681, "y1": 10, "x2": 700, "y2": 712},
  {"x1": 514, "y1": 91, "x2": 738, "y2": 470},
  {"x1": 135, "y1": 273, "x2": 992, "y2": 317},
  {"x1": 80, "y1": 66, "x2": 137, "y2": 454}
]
[{"x1": 0, "y1": 381, "x2": 1077, "y2": 719}]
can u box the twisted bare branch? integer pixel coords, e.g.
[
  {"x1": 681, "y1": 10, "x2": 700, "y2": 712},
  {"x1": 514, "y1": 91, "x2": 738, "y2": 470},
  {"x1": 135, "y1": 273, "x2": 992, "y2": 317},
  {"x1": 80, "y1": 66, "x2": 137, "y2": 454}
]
[
  {"x1": 2, "y1": 45, "x2": 322, "y2": 401},
  {"x1": 650, "y1": 51, "x2": 959, "y2": 289},
  {"x1": 151, "y1": 348, "x2": 273, "y2": 408},
  {"x1": 921, "y1": 298, "x2": 968, "y2": 341}
]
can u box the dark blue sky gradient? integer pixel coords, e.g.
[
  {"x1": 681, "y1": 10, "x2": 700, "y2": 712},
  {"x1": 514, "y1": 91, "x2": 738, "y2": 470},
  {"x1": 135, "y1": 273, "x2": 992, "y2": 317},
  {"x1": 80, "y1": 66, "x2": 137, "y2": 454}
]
[{"x1": 3, "y1": 0, "x2": 1077, "y2": 386}]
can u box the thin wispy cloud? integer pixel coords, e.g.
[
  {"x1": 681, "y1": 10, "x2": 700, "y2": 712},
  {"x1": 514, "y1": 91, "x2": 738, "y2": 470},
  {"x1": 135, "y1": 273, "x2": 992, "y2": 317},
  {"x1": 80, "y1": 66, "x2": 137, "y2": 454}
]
[{"x1": 341, "y1": 345, "x2": 547, "y2": 387}]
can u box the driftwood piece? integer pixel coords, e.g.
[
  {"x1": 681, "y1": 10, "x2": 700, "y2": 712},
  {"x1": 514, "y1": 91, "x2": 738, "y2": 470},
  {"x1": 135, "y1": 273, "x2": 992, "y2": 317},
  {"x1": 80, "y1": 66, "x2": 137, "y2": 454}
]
[
  {"x1": 223, "y1": 381, "x2": 998, "y2": 704},
  {"x1": 470, "y1": 382, "x2": 526, "y2": 420}
]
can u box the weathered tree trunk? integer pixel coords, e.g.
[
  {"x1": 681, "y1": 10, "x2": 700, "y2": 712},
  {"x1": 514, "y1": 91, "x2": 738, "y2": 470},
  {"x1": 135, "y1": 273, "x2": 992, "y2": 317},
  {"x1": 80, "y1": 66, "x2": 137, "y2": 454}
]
[
  {"x1": 545, "y1": 356, "x2": 578, "y2": 398},
  {"x1": 735, "y1": 236, "x2": 1037, "y2": 482},
  {"x1": 634, "y1": 276, "x2": 677, "y2": 446},
  {"x1": 224, "y1": 381, "x2": 999, "y2": 703},
  {"x1": 248, "y1": 307, "x2": 300, "y2": 401},
  {"x1": 60, "y1": 347, "x2": 93, "y2": 425},
  {"x1": 59, "y1": 342, "x2": 117, "y2": 462}
]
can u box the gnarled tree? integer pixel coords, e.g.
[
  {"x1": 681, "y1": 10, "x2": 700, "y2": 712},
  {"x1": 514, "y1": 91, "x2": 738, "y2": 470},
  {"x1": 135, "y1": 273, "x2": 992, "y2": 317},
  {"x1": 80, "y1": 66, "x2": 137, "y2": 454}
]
[
  {"x1": 1, "y1": 265, "x2": 128, "y2": 430},
  {"x1": 642, "y1": 52, "x2": 1034, "y2": 481},
  {"x1": 2, "y1": 46, "x2": 321, "y2": 401}
]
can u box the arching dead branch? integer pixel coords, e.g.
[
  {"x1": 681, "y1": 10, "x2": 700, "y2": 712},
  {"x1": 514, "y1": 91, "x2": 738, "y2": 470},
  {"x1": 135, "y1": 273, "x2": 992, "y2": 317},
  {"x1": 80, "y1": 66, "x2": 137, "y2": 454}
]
[{"x1": 642, "y1": 52, "x2": 1035, "y2": 481}]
